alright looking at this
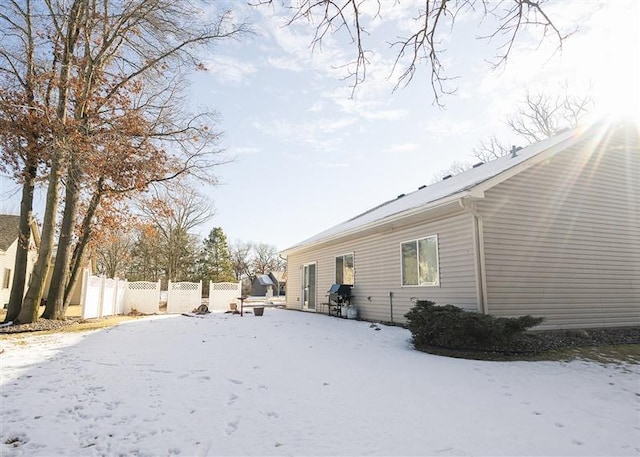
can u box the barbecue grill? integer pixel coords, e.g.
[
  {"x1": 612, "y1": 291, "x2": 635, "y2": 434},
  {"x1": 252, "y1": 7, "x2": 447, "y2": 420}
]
[{"x1": 327, "y1": 284, "x2": 352, "y2": 317}]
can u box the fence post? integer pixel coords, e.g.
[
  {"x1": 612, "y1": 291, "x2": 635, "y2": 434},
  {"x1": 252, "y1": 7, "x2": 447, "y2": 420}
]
[
  {"x1": 80, "y1": 268, "x2": 90, "y2": 319},
  {"x1": 98, "y1": 276, "x2": 106, "y2": 318}
]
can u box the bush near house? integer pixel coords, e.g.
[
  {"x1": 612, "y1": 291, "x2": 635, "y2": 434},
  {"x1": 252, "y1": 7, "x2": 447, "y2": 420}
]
[{"x1": 405, "y1": 300, "x2": 544, "y2": 353}]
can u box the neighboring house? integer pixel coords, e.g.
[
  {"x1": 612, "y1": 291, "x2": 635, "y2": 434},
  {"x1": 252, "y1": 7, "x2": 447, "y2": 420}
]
[
  {"x1": 0, "y1": 215, "x2": 40, "y2": 307},
  {"x1": 281, "y1": 120, "x2": 640, "y2": 329},
  {"x1": 270, "y1": 270, "x2": 286, "y2": 296},
  {"x1": 250, "y1": 271, "x2": 286, "y2": 297}
]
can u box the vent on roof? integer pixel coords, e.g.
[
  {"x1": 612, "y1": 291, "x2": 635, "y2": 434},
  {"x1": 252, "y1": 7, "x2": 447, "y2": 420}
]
[
  {"x1": 418, "y1": 184, "x2": 427, "y2": 190},
  {"x1": 442, "y1": 174, "x2": 452, "y2": 180},
  {"x1": 397, "y1": 193, "x2": 405, "y2": 199},
  {"x1": 472, "y1": 162, "x2": 484, "y2": 168}
]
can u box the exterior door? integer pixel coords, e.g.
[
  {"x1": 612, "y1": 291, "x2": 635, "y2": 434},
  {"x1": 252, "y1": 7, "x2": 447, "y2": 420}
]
[{"x1": 302, "y1": 263, "x2": 316, "y2": 311}]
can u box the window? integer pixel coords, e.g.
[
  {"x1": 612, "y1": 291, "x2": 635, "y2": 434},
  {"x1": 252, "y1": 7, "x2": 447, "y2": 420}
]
[
  {"x1": 335, "y1": 253, "x2": 354, "y2": 285},
  {"x1": 401, "y1": 235, "x2": 439, "y2": 286},
  {"x1": 2, "y1": 268, "x2": 11, "y2": 289}
]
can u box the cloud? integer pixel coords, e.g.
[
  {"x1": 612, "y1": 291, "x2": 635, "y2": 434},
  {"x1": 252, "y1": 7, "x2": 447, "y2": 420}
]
[
  {"x1": 383, "y1": 143, "x2": 421, "y2": 154},
  {"x1": 228, "y1": 146, "x2": 260, "y2": 157},
  {"x1": 252, "y1": 116, "x2": 358, "y2": 152},
  {"x1": 267, "y1": 56, "x2": 304, "y2": 72},
  {"x1": 203, "y1": 54, "x2": 257, "y2": 84},
  {"x1": 319, "y1": 161, "x2": 350, "y2": 169}
]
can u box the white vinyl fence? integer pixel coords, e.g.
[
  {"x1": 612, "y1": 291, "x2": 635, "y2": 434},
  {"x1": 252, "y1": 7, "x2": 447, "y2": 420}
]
[
  {"x1": 166, "y1": 280, "x2": 202, "y2": 314},
  {"x1": 80, "y1": 270, "x2": 127, "y2": 319},
  {"x1": 80, "y1": 275, "x2": 227, "y2": 317},
  {"x1": 209, "y1": 281, "x2": 242, "y2": 311},
  {"x1": 125, "y1": 280, "x2": 161, "y2": 314}
]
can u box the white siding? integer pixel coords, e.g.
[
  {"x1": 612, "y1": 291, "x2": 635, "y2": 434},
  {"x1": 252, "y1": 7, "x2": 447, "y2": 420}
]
[
  {"x1": 286, "y1": 212, "x2": 478, "y2": 323},
  {"x1": 0, "y1": 237, "x2": 38, "y2": 308},
  {"x1": 477, "y1": 139, "x2": 640, "y2": 328},
  {"x1": 0, "y1": 240, "x2": 18, "y2": 306}
]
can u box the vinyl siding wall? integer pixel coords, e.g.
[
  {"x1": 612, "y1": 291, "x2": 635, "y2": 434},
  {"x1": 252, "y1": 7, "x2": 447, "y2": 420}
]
[
  {"x1": 0, "y1": 240, "x2": 18, "y2": 306},
  {"x1": 0, "y1": 238, "x2": 38, "y2": 307},
  {"x1": 476, "y1": 141, "x2": 640, "y2": 328},
  {"x1": 286, "y1": 211, "x2": 478, "y2": 323}
]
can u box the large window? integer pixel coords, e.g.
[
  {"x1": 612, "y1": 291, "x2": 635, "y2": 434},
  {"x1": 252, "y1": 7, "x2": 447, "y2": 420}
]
[
  {"x1": 335, "y1": 253, "x2": 354, "y2": 285},
  {"x1": 401, "y1": 235, "x2": 439, "y2": 286}
]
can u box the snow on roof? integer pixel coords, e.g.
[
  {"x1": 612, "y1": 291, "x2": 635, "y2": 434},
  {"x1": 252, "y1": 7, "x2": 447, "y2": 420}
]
[
  {"x1": 283, "y1": 124, "x2": 589, "y2": 254},
  {"x1": 255, "y1": 274, "x2": 275, "y2": 286}
]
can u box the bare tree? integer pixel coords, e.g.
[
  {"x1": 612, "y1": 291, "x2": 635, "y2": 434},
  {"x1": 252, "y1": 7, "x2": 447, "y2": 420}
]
[
  {"x1": 429, "y1": 88, "x2": 595, "y2": 182},
  {"x1": 95, "y1": 231, "x2": 134, "y2": 278},
  {"x1": 138, "y1": 182, "x2": 215, "y2": 283},
  {"x1": 506, "y1": 89, "x2": 594, "y2": 144},
  {"x1": 229, "y1": 240, "x2": 253, "y2": 281},
  {"x1": 472, "y1": 135, "x2": 511, "y2": 164},
  {"x1": 430, "y1": 160, "x2": 472, "y2": 184},
  {"x1": 472, "y1": 89, "x2": 594, "y2": 163},
  {"x1": 261, "y1": 0, "x2": 572, "y2": 104},
  {"x1": 251, "y1": 242, "x2": 284, "y2": 276}
]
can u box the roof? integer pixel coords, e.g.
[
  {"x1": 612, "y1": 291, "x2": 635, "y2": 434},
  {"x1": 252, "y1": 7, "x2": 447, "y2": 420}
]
[
  {"x1": 282, "y1": 119, "x2": 626, "y2": 255},
  {"x1": 270, "y1": 271, "x2": 286, "y2": 282},
  {"x1": 254, "y1": 274, "x2": 275, "y2": 286},
  {"x1": 0, "y1": 214, "x2": 20, "y2": 251}
]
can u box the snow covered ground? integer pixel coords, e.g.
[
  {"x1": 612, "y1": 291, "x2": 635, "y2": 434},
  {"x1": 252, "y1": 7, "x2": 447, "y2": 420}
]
[{"x1": 1, "y1": 309, "x2": 638, "y2": 456}]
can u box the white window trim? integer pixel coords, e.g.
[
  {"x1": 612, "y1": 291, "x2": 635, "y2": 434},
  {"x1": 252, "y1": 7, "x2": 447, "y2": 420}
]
[
  {"x1": 335, "y1": 252, "x2": 355, "y2": 285},
  {"x1": 400, "y1": 235, "x2": 440, "y2": 287}
]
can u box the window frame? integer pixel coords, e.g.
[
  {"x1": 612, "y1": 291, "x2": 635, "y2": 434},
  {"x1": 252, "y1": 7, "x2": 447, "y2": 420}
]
[
  {"x1": 335, "y1": 252, "x2": 355, "y2": 285},
  {"x1": 400, "y1": 235, "x2": 440, "y2": 287}
]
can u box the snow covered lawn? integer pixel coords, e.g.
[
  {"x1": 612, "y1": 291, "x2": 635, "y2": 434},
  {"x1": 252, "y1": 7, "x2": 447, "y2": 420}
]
[{"x1": 1, "y1": 309, "x2": 638, "y2": 456}]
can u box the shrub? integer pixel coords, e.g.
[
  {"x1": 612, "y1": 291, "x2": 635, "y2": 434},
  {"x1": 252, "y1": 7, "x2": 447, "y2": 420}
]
[{"x1": 405, "y1": 300, "x2": 544, "y2": 352}]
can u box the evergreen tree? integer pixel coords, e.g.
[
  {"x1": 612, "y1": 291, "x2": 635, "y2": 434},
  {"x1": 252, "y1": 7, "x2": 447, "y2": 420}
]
[{"x1": 199, "y1": 227, "x2": 235, "y2": 283}]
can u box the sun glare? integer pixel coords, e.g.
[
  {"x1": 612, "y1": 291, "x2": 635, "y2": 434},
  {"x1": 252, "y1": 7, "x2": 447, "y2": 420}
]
[{"x1": 585, "y1": 1, "x2": 640, "y2": 121}]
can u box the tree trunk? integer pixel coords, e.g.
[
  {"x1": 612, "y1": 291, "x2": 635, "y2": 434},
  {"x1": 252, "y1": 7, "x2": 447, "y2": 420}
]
[
  {"x1": 63, "y1": 181, "x2": 103, "y2": 312},
  {"x1": 17, "y1": 157, "x2": 62, "y2": 324},
  {"x1": 16, "y1": 0, "x2": 86, "y2": 324},
  {"x1": 4, "y1": 163, "x2": 37, "y2": 323},
  {"x1": 43, "y1": 157, "x2": 82, "y2": 319}
]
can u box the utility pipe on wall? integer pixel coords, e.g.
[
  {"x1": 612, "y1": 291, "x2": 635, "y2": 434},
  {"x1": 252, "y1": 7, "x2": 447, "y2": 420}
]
[{"x1": 389, "y1": 291, "x2": 394, "y2": 323}]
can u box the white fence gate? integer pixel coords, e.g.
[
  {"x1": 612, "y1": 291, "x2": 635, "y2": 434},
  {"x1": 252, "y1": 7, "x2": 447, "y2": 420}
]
[
  {"x1": 167, "y1": 281, "x2": 202, "y2": 314},
  {"x1": 80, "y1": 270, "x2": 127, "y2": 319},
  {"x1": 125, "y1": 281, "x2": 161, "y2": 314},
  {"x1": 209, "y1": 281, "x2": 242, "y2": 311}
]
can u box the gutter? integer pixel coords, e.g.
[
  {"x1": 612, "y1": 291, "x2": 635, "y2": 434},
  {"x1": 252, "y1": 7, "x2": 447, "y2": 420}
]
[{"x1": 460, "y1": 198, "x2": 488, "y2": 315}]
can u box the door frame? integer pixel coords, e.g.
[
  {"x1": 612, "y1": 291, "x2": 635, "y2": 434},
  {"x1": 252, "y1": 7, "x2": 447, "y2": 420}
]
[{"x1": 302, "y1": 262, "x2": 317, "y2": 312}]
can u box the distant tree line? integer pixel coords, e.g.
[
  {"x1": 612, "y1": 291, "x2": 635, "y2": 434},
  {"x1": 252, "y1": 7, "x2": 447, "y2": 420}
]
[{"x1": 95, "y1": 208, "x2": 285, "y2": 297}]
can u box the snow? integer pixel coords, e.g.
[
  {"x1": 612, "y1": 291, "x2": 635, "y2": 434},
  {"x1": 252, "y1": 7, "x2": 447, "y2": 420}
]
[{"x1": 1, "y1": 309, "x2": 638, "y2": 456}]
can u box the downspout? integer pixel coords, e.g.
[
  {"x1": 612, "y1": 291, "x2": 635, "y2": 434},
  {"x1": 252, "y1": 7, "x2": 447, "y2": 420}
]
[
  {"x1": 460, "y1": 199, "x2": 488, "y2": 314},
  {"x1": 389, "y1": 291, "x2": 394, "y2": 323}
]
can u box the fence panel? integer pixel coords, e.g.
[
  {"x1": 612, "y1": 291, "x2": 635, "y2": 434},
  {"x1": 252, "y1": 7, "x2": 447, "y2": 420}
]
[
  {"x1": 209, "y1": 281, "x2": 242, "y2": 311},
  {"x1": 80, "y1": 272, "x2": 126, "y2": 319},
  {"x1": 126, "y1": 281, "x2": 160, "y2": 314},
  {"x1": 101, "y1": 278, "x2": 117, "y2": 317},
  {"x1": 115, "y1": 280, "x2": 127, "y2": 315},
  {"x1": 167, "y1": 281, "x2": 202, "y2": 314},
  {"x1": 81, "y1": 271, "x2": 103, "y2": 319}
]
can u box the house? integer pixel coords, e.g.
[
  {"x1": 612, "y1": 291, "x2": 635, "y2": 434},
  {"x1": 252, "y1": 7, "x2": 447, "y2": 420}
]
[
  {"x1": 250, "y1": 271, "x2": 286, "y2": 297},
  {"x1": 0, "y1": 214, "x2": 40, "y2": 307},
  {"x1": 280, "y1": 120, "x2": 640, "y2": 329}
]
